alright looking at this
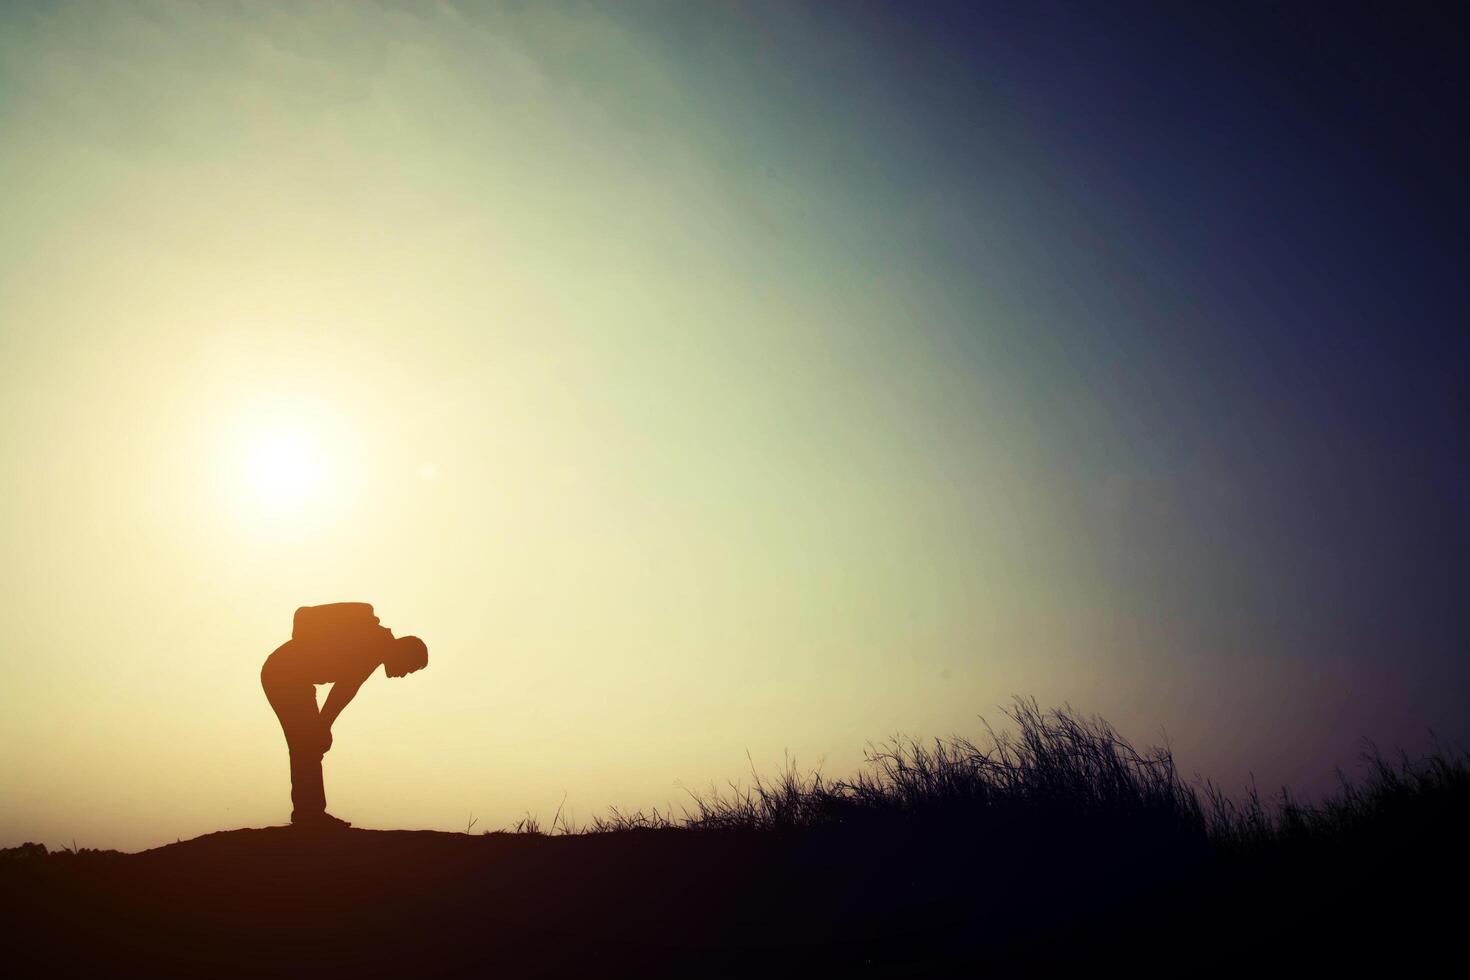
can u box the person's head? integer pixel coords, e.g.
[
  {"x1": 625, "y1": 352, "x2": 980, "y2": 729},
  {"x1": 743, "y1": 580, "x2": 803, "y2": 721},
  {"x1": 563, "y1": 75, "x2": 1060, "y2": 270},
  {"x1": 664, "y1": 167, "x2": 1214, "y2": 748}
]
[{"x1": 383, "y1": 635, "x2": 429, "y2": 678}]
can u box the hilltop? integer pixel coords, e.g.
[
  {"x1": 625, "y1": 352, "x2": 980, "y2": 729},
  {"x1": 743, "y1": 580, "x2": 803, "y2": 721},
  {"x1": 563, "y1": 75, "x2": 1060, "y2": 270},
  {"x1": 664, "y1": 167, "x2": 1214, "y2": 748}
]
[{"x1": 7, "y1": 825, "x2": 816, "y2": 976}]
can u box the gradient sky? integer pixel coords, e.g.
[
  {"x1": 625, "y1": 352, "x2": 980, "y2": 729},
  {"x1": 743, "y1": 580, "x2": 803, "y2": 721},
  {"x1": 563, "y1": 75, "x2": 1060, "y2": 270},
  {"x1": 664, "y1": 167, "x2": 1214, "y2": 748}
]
[{"x1": 2, "y1": 1, "x2": 1465, "y2": 852}]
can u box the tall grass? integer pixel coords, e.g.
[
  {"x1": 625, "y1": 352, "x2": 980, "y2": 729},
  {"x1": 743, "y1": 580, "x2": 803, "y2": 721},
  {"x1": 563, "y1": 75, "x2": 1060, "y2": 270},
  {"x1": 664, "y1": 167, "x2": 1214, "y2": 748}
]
[{"x1": 578, "y1": 696, "x2": 1469, "y2": 855}]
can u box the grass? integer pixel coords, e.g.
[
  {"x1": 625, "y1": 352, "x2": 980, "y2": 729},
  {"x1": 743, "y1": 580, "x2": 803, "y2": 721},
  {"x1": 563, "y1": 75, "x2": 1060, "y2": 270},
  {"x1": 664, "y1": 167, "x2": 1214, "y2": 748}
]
[
  {"x1": 492, "y1": 697, "x2": 1462, "y2": 963},
  {"x1": 549, "y1": 696, "x2": 1468, "y2": 960},
  {"x1": 532, "y1": 696, "x2": 1470, "y2": 860}
]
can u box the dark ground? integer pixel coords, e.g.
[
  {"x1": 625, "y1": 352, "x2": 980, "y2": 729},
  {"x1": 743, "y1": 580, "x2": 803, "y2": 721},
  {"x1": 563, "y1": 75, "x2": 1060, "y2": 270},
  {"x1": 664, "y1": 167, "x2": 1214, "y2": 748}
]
[{"x1": 2, "y1": 816, "x2": 1459, "y2": 977}]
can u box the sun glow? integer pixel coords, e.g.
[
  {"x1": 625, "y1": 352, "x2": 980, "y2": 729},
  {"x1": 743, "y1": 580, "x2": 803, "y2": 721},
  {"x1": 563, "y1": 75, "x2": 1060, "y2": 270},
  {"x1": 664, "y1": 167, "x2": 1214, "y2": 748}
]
[
  {"x1": 213, "y1": 400, "x2": 355, "y2": 526},
  {"x1": 243, "y1": 429, "x2": 326, "y2": 508}
]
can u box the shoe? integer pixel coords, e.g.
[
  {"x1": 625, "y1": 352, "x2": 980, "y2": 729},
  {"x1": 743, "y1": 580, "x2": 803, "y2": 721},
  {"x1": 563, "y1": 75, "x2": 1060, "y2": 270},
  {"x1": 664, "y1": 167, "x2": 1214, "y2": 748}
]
[{"x1": 291, "y1": 812, "x2": 353, "y2": 830}]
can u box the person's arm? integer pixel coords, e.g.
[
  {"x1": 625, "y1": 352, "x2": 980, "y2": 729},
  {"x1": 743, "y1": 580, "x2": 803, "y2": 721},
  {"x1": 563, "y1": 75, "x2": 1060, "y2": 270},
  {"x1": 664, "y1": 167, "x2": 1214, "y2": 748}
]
[
  {"x1": 317, "y1": 630, "x2": 395, "y2": 741},
  {"x1": 319, "y1": 677, "x2": 363, "y2": 732},
  {"x1": 317, "y1": 662, "x2": 376, "y2": 751}
]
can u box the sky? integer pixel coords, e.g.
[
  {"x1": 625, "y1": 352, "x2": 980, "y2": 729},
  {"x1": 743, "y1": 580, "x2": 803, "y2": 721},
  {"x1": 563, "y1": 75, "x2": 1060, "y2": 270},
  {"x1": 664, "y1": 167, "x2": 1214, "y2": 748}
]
[{"x1": 1, "y1": 1, "x2": 1465, "y2": 852}]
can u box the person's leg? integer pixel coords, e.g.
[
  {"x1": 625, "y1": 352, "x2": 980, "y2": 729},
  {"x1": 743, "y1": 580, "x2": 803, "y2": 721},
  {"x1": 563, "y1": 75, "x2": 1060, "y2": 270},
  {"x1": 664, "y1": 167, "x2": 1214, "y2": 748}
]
[
  {"x1": 262, "y1": 673, "x2": 327, "y2": 822},
  {"x1": 286, "y1": 740, "x2": 327, "y2": 821}
]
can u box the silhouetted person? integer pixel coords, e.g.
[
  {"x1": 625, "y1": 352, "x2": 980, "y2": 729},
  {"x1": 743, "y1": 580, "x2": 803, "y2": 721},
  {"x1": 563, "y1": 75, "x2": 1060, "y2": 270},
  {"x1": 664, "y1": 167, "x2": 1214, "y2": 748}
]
[{"x1": 261, "y1": 602, "x2": 428, "y2": 829}]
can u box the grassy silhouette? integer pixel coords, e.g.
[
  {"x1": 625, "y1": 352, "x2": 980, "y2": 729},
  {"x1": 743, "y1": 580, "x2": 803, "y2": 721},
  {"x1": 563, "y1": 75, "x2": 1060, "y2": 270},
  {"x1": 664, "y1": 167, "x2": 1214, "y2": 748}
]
[
  {"x1": 506, "y1": 696, "x2": 1466, "y2": 968},
  {"x1": 582, "y1": 695, "x2": 1467, "y2": 853}
]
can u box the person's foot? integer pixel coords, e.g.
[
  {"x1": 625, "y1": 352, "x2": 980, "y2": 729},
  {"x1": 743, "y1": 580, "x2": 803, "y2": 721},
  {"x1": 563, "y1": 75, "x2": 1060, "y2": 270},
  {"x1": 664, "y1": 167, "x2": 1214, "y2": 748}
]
[{"x1": 291, "y1": 811, "x2": 352, "y2": 830}]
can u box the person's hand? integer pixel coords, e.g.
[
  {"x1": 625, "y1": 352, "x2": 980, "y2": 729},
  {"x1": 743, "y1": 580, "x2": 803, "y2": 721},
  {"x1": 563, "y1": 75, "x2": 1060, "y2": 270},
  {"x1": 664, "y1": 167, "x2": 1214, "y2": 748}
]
[{"x1": 316, "y1": 722, "x2": 334, "y2": 756}]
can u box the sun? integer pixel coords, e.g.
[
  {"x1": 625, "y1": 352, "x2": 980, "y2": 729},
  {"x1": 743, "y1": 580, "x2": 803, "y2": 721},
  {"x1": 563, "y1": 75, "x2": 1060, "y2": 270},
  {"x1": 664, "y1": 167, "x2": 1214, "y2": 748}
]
[
  {"x1": 243, "y1": 429, "x2": 327, "y2": 508},
  {"x1": 213, "y1": 401, "x2": 350, "y2": 525}
]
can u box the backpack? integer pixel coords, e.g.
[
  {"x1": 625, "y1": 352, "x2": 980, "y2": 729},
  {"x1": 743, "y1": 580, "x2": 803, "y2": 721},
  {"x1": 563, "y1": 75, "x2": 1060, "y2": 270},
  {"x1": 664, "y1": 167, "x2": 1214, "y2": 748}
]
[{"x1": 292, "y1": 602, "x2": 381, "y2": 643}]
